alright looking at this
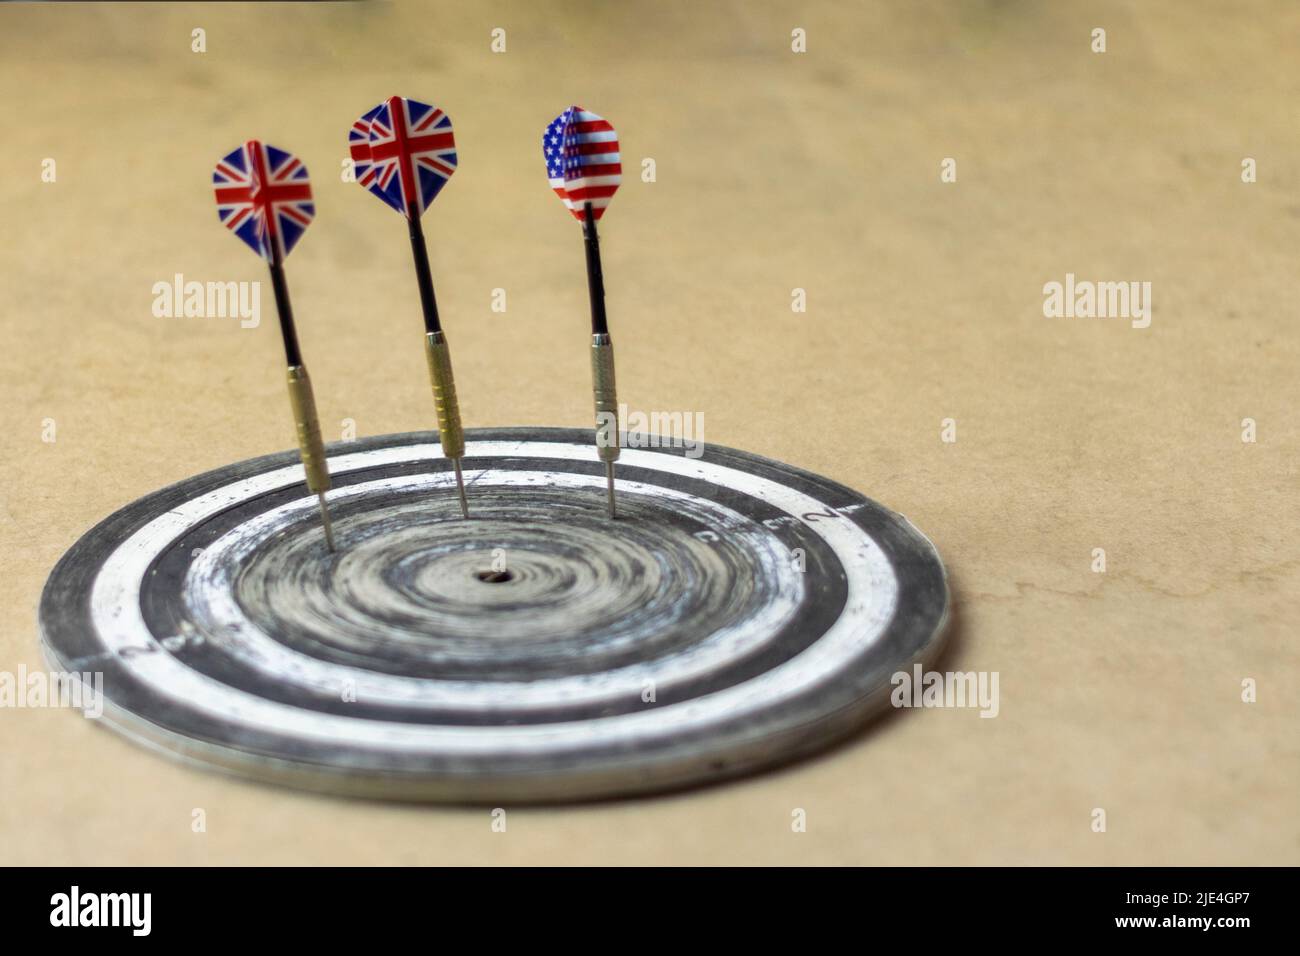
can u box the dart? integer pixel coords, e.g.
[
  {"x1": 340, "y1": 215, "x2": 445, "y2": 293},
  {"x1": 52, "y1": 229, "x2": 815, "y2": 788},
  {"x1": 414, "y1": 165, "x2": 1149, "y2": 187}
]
[
  {"x1": 212, "y1": 140, "x2": 336, "y2": 551},
  {"x1": 543, "y1": 106, "x2": 624, "y2": 517},
  {"x1": 349, "y1": 96, "x2": 470, "y2": 518}
]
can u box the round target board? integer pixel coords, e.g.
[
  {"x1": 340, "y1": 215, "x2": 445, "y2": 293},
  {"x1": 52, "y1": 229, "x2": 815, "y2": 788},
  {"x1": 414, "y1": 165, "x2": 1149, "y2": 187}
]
[{"x1": 39, "y1": 427, "x2": 949, "y2": 802}]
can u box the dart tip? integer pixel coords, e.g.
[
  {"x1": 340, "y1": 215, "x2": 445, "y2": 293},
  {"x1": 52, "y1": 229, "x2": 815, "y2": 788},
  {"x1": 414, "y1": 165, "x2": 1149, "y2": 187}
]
[
  {"x1": 317, "y1": 492, "x2": 336, "y2": 553},
  {"x1": 453, "y1": 459, "x2": 470, "y2": 519},
  {"x1": 605, "y1": 461, "x2": 616, "y2": 519}
]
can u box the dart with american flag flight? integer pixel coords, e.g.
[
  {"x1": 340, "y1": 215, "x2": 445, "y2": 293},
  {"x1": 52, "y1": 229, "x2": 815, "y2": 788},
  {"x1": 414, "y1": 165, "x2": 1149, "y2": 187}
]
[
  {"x1": 212, "y1": 139, "x2": 337, "y2": 551},
  {"x1": 543, "y1": 106, "x2": 624, "y2": 517},
  {"x1": 349, "y1": 95, "x2": 470, "y2": 518}
]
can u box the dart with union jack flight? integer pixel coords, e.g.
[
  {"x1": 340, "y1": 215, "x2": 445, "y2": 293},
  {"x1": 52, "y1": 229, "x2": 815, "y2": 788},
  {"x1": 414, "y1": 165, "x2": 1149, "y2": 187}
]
[
  {"x1": 212, "y1": 140, "x2": 336, "y2": 551},
  {"x1": 349, "y1": 95, "x2": 470, "y2": 518},
  {"x1": 543, "y1": 106, "x2": 624, "y2": 517}
]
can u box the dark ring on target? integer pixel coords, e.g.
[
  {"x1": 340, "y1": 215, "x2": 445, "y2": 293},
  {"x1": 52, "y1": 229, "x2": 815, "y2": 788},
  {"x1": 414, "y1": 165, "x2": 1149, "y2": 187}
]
[{"x1": 39, "y1": 427, "x2": 949, "y2": 802}]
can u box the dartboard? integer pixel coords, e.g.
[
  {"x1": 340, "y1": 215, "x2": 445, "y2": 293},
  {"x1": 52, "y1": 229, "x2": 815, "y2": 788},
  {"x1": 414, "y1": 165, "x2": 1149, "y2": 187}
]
[{"x1": 39, "y1": 427, "x2": 949, "y2": 802}]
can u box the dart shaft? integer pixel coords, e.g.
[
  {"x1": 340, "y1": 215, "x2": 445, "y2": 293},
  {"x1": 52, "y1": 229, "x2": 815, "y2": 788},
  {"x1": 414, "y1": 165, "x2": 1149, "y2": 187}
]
[
  {"x1": 285, "y1": 365, "x2": 332, "y2": 496},
  {"x1": 590, "y1": 333, "x2": 620, "y2": 463},
  {"x1": 424, "y1": 330, "x2": 465, "y2": 460},
  {"x1": 582, "y1": 203, "x2": 609, "y2": 336},
  {"x1": 408, "y1": 215, "x2": 442, "y2": 334},
  {"x1": 268, "y1": 261, "x2": 303, "y2": 366}
]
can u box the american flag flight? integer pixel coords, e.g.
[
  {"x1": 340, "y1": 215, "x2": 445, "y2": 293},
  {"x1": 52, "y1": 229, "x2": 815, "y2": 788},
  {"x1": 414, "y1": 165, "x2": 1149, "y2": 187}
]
[
  {"x1": 543, "y1": 106, "x2": 621, "y2": 222},
  {"x1": 212, "y1": 140, "x2": 315, "y2": 262},
  {"x1": 542, "y1": 111, "x2": 570, "y2": 205},
  {"x1": 362, "y1": 96, "x2": 458, "y2": 218}
]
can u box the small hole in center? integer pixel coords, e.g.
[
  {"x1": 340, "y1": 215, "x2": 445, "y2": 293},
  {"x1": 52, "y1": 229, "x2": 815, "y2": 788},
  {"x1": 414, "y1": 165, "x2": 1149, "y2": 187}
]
[{"x1": 475, "y1": 569, "x2": 514, "y2": 584}]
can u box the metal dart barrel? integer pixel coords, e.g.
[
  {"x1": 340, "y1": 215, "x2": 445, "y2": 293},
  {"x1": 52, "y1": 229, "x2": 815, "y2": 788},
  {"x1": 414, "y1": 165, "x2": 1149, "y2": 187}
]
[
  {"x1": 285, "y1": 364, "x2": 335, "y2": 551},
  {"x1": 590, "y1": 333, "x2": 620, "y2": 517},
  {"x1": 423, "y1": 329, "x2": 469, "y2": 517}
]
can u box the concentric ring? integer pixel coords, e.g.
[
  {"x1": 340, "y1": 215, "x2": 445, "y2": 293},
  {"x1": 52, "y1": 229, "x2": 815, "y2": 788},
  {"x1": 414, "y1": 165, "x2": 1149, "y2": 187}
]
[{"x1": 39, "y1": 427, "x2": 949, "y2": 802}]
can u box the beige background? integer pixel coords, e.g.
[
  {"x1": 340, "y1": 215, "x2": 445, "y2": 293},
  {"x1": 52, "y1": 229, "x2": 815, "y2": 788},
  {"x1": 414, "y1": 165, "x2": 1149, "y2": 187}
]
[{"x1": 1, "y1": 1, "x2": 1296, "y2": 865}]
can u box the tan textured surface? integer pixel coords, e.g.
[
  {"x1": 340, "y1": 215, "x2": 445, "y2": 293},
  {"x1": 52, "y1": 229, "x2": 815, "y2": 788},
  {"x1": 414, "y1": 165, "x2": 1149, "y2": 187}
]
[{"x1": 1, "y1": 1, "x2": 1296, "y2": 865}]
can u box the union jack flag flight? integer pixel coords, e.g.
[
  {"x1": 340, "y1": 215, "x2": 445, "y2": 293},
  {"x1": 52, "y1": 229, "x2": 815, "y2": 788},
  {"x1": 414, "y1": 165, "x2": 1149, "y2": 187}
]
[
  {"x1": 212, "y1": 141, "x2": 315, "y2": 262},
  {"x1": 354, "y1": 96, "x2": 457, "y2": 218},
  {"x1": 542, "y1": 106, "x2": 621, "y2": 222},
  {"x1": 348, "y1": 102, "x2": 384, "y2": 191}
]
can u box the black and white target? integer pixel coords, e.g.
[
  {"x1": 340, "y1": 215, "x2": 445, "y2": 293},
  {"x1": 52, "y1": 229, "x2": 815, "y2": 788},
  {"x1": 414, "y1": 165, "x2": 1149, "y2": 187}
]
[{"x1": 40, "y1": 427, "x2": 949, "y2": 802}]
